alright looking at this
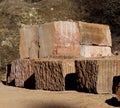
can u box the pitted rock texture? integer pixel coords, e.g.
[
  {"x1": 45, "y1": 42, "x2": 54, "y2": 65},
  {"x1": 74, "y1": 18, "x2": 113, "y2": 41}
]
[
  {"x1": 75, "y1": 60, "x2": 98, "y2": 93},
  {"x1": 7, "y1": 59, "x2": 35, "y2": 88},
  {"x1": 75, "y1": 58, "x2": 120, "y2": 93},
  {"x1": 35, "y1": 60, "x2": 65, "y2": 91},
  {"x1": 6, "y1": 58, "x2": 66, "y2": 90}
]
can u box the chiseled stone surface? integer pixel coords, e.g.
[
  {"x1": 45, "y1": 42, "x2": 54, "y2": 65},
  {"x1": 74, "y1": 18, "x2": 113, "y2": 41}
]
[
  {"x1": 39, "y1": 21, "x2": 80, "y2": 57},
  {"x1": 6, "y1": 59, "x2": 66, "y2": 90},
  {"x1": 35, "y1": 60, "x2": 65, "y2": 91},
  {"x1": 78, "y1": 21, "x2": 112, "y2": 46},
  {"x1": 75, "y1": 58, "x2": 120, "y2": 93},
  {"x1": 14, "y1": 59, "x2": 35, "y2": 88},
  {"x1": 20, "y1": 25, "x2": 39, "y2": 59},
  {"x1": 80, "y1": 45, "x2": 112, "y2": 57}
]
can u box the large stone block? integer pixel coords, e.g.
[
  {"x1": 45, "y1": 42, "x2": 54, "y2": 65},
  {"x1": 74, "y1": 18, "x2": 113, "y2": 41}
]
[
  {"x1": 35, "y1": 60, "x2": 65, "y2": 91},
  {"x1": 39, "y1": 21, "x2": 80, "y2": 57},
  {"x1": 78, "y1": 21, "x2": 112, "y2": 46},
  {"x1": 80, "y1": 45, "x2": 112, "y2": 57},
  {"x1": 20, "y1": 25, "x2": 39, "y2": 59},
  {"x1": 6, "y1": 59, "x2": 35, "y2": 88},
  {"x1": 75, "y1": 58, "x2": 120, "y2": 93}
]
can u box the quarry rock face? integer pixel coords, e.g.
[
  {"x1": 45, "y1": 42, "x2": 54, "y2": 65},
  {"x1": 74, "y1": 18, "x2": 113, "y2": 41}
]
[
  {"x1": 39, "y1": 21, "x2": 80, "y2": 57},
  {"x1": 20, "y1": 25, "x2": 39, "y2": 59},
  {"x1": 80, "y1": 45, "x2": 112, "y2": 57},
  {"x1": 75, "y1": 58, "x2": 120, "y2": 93},
  {"x1": 78, "y1": 21, "x2": 112, "y2": 46}
]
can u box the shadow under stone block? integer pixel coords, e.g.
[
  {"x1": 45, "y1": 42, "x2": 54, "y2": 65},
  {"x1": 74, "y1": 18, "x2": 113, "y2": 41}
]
[
  {"x1": 6, "y1": 59, "x2": 35, "y2": 89},
  {"x1": 6, "y1": 63, "x2": 15, "y2": 86}
]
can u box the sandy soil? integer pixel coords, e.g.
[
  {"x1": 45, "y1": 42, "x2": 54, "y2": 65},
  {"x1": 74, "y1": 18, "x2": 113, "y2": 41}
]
[{"x1": 0, "y1": 82, "x2": 117, "y2": 108}]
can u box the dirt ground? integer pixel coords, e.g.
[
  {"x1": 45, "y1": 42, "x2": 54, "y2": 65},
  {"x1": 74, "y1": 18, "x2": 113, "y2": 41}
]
[{"x1": 0, "y1": 81, "x2": 117, "y2": 108}]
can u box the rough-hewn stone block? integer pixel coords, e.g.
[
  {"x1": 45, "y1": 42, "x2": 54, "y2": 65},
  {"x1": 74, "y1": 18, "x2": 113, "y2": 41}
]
[
  {"x1": 35, "y1": 60, "x2": 65, "y2": 91},
  {"x1": 39, "y1": 21, "x2": 80, "y2": 57},
  {"x1": 75, "y1": 58, "x2": 120, "y2": 93},
  {"x1": 20, "y1": 25, "x2": 39, "y2": 59},
  {"x1": 80, "y1": 45, "x2": 112, "y2": 57},
  {"x1": 6, "y1": 59, "x2": 66, "y2": 90},
  {"x1": 6, "y1": 59, "x2": 35, "y2": 88},
  {"x1": 78, "y1": 21, "x2": 112, "y2": 46}
]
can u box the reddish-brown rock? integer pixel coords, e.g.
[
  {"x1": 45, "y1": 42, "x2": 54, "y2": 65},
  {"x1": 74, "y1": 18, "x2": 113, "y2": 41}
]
[
  {"x1": 75, "y1": 57, "x2": 120, "y2": 93},
  {"x1": 35, "y1": 60, "x2": 65, "y2": 91},
  {"x1": 78, "y1": 21, "x2": 112, "y2": 46},
  {"x1": 6, "y1": 59, "x2": 35, "y2": 88},
  {"x1": 20, "y1": 25, "x2": 39, "y2": 59},
  {"x1": 6, "y1": 59, "x2": 66, "y2": 90},
  {"x1": 39, "y1": 21, "x2": 80, "y2": 57}
]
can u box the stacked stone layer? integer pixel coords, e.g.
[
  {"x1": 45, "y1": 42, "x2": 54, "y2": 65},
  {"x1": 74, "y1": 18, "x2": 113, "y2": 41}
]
[{"x1": 20, "y1": 21, "x2": 112, "y2": 59}]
